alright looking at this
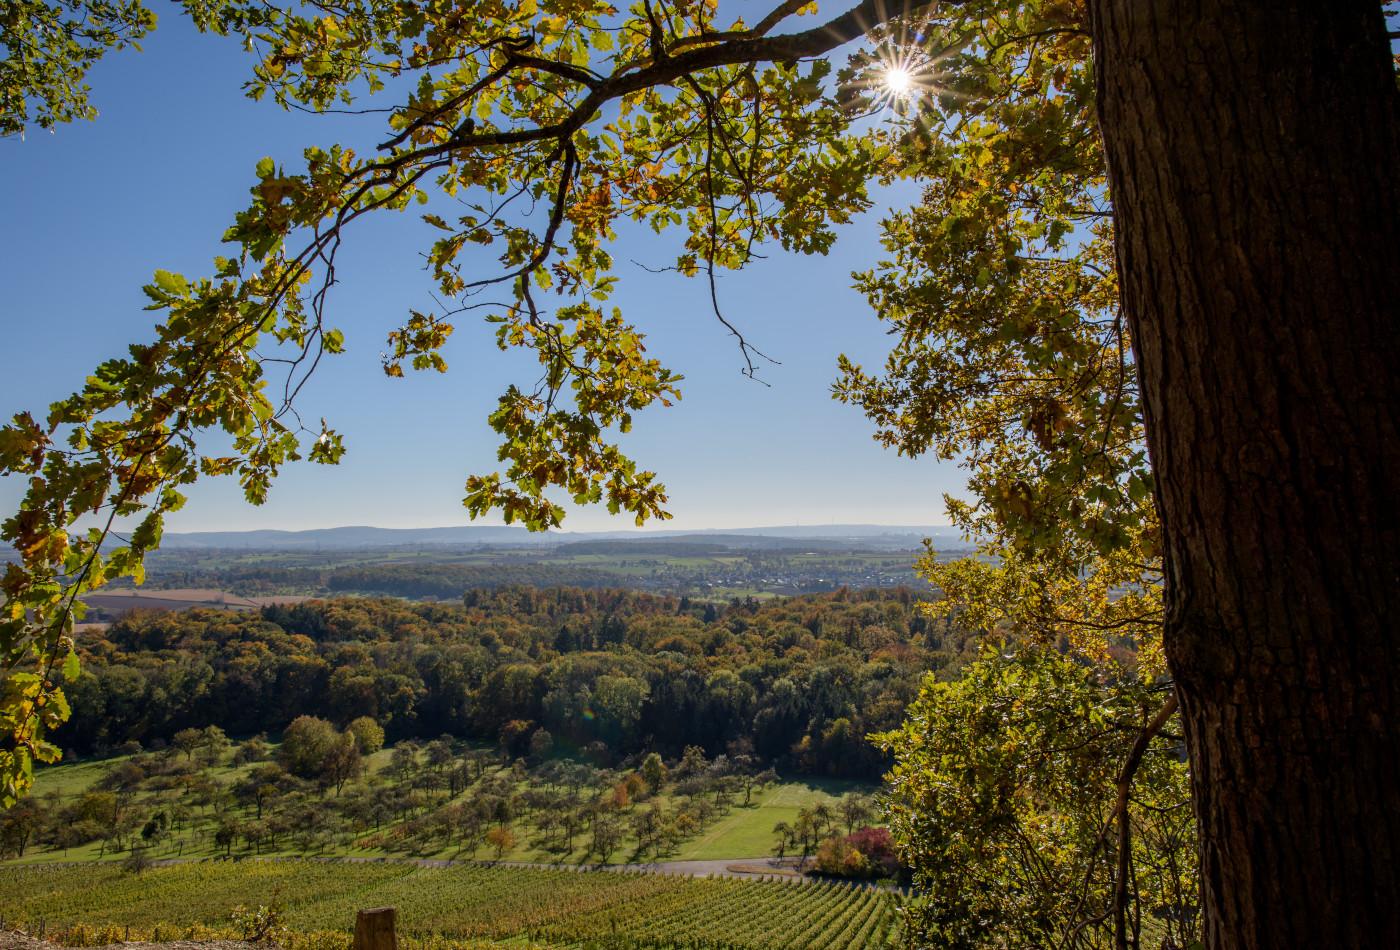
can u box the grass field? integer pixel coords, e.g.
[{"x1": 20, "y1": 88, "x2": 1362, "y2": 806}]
[
  {"x1": 672, "y1": 778, "x2": 864, "y2": 861},
  {"x1": 0, "y1": 861, "x2": 901, "y2": 949},
  {"x1": 28, "y1": 757, "x2": 116, "y2": 799}
]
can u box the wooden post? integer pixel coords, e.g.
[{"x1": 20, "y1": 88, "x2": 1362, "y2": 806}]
[{"x1": 353, "y1": 908, "x2": 397, "y2": 950}]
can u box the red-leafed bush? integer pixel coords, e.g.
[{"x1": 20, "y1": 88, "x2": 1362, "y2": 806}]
[
  {"x1": 813, "y1": 826, "x2": 900, "y2": 879},
  {"x1": 814, "y1": 835, "x2": 873, "y2": 878},
  {"x1": 847, "y1": 826, "x2": 899, "y2": 874}
]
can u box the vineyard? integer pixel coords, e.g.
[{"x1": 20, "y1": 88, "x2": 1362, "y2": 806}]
[{"x1": 0, "y1": 861, "x2": 901, "y2": 949}]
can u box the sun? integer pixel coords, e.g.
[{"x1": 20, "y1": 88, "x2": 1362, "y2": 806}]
[
  {"x1": 861, "y1": 49, "x2": 942, "y2": 114},
  {"x1": 842, "y1": 44, "x2": 952, "y2": 116},
  {"x1": 883, "y1": 66, "x2": 914, "y2": 97}
]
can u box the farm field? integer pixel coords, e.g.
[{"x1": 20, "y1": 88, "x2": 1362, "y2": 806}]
[
  {"x1": 0, "y1": 861, "x2": 900, "y2": 949},
  {"x1": 80, "y1": 588, "x2": 313, "y2": 624}
]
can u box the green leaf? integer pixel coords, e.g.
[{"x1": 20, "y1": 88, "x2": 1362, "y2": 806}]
[{"x1": 153, "y1": 269, "x2": 188, "y2": 297}]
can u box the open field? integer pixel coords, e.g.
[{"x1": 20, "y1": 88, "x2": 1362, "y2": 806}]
[
  {"x1": 671, "y1": 779, "x2": 864, "y2": 861},
  {"x1": 26, "y1": 757, "x2": 117, "y2": 800},
  {"x1": 81, "y1": 588, "x2": 311, "y2": 620},
  {"x1": 0, "y1": 861, "x2": 900, "y2": 949}
]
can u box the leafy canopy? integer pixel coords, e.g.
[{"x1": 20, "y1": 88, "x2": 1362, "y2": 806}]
[
  {"x1": 835, "y1": 8, "x2": 1186, "y2": 944},
  {"x1": 1, "y1": 0, "x2": 156, "y2": 136},
  {"x1": 0, "y1": 0, "x2": 1162, "y2": 833},
  {"x1": 835, "y1": 0, "x2": 1161, "y2": 668}
]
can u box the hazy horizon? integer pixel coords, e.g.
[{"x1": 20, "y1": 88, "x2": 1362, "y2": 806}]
[{"x1": 164, "y1": 520, "x2": 955, "y2": 535}]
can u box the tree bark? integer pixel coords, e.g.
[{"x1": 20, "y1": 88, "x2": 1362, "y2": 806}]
[{"x1": 1087, "y1": 2, "x2": 1400, "y2": 946}]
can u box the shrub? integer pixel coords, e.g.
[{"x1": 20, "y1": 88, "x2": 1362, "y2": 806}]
[
  {"x1": 232, "y1": 903, "x2": 288, "y2": 943},
  {"x1": 813, "y1": 827, "x2": 900, "y2": 879},
  {"x1": 121, "y1": 848, "x2": 153, "y2": 875},
  {"x1": 847, "y1": 826, "x2": 899, "y2": 875},
  {"x1": 813, "y1": 835, "x2": 875, "y2": 879}
]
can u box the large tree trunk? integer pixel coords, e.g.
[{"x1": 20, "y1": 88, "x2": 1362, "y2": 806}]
[{"x1": 1087, "y1": 2, "x2": 1400, "y2": 947}]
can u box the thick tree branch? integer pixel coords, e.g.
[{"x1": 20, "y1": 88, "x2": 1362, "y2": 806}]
[{"x1": 389, "y1": 0, "x2": 935, "y2": 161}]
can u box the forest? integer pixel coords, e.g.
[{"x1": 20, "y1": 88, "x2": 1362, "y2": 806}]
[{"x1": 60, "y1": 588, "x2": 967, "y2": 780}]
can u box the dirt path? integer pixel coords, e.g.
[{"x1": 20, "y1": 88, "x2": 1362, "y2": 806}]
[
  {"x1": 612, "y1": 858, "x2": 795, "y2": 879},
  {"x1": 434, "y1": 856, "x2": 792, "y2": 880},
  {"x1": 138, "y1": 852, "x2": 795, "y2": 881}
]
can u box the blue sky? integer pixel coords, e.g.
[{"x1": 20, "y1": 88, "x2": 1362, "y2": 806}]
[{"x1": 0, "y1": 9, "x2": 964, "y2": 533}]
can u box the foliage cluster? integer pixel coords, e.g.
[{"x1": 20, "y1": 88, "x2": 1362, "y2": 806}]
[
  {"x1": 878, "y1": 647, "x2": 1196, "y2": 949},
  {"x1": 230, "y1": 902, "x2": 289, "y2": 943},
  {"x1": 770, "y1": 794, "x2": 881, "y2": 874},
  {"x1": 278, "y1": 715, "x2": 365, "y2": 793},
  {"x1": 1, "y1": 0, "x2": 156, "y2": 135},
  {"x1": 831, "y1": 0, "x2": 1163, "y2": 669}
]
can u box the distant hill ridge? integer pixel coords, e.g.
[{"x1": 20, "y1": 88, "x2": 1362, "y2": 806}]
[{"x1": 160, "y1": 523, "x2": 964, "y2": 551}]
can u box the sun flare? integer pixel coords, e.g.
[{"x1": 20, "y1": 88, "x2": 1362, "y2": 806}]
[
  {"x1": 883, "y1": 66, "x2": 914, "y2": 96},
  {"x1": 861, "y1": 48, "x2": 943, "y2": 114}
]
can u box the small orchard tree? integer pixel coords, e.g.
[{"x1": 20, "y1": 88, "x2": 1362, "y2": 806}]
[
  {"x1": 485, "y1": 824, "x2": 516, "y2": 861},
  {"x1": 771, "y1": 820, "x2": 793, "y2": 863},
  {"x1": 528, "y1": 728, "x2": 555, "y2": 763},
  {"x1": 425, "y1": 737, "x2": 456, "y2": 771},
  {"x1": 346, "y1": 717, "x2": 385, "y2": 756},
  {"x1": 200, "y1": 725, "x2": 231, "y2": 764},
  {"x1": 277, "y1": 715, "x2": 338, "y2": 781},
  {"x1": 172, "y1": 728, "x2": 203, "y2": 763},
  {"x1": 0, "y1": 797, "x2": 46, "y2": 857},
  {"x1": 234, "y1": 734, "x2": 270, "y2": 764},
  {"x1": 792, "y1": 810, "x2": 822, "y2": 867},
  {"x1": 388, "y1": 742, "x2": 419, "y2": 783},
  {"x1": 322, "y1": 731, "x2": 364, "y2": 794},
  {"x1": 214, "y1": 818, "x2": 239, "y2": 857},
  {"x1": 591, "y1": 812, "x2": 624, "y2": 864},
  {"x1": 639, "y1": 753, "x2": 667, "y2": 793},
  {"x1": 837, "y1": 793, "x2": 872, "y2": 837}
]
